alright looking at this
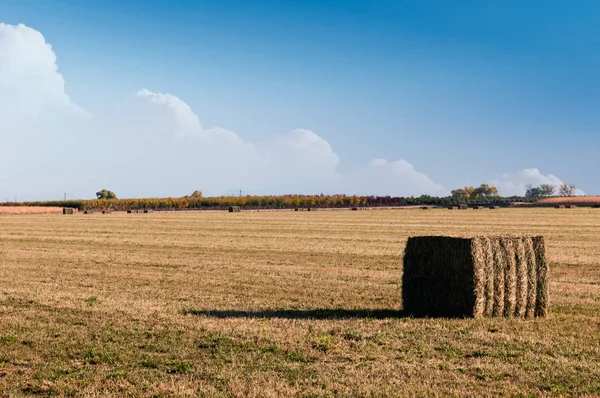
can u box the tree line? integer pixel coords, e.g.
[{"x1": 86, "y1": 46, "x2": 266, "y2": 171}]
[{"x1": 2, "y1": 183, "x2": 579, "y2": 211}]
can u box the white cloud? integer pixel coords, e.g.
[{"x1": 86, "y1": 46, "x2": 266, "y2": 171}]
[
  {"x1": 0, "y1": 23, "x2": 90, "y2": 125},
  {"x1": 0, "y1": 22, "x2": 449, "y2": 200},
  {"x1": 494, "y1": 168, "x2": 585, "y2": 196},
  {"x1": 346, "y1": 159, "x2": 448, "y2": 197}
]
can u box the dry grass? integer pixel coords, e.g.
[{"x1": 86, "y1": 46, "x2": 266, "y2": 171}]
[{"x1": 0, "y1": 209, "x2": 599, "y2": 396}]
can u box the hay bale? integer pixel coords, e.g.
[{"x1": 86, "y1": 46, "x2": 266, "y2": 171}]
[
  {"x1": 351, "y1": 207, "x2": 358, "y2": 211},
  {"x1": 447, "y1": 206, "x2": 455, "y2": 210},
  {"x1": 402, "y1": 236, "x2": 548, "y2": 318},
  {"x1": 144, "y1": 209, "x2": 152, "y2": 214},
  {"x1": 458, "y1": 204, "x2": 468, "y2": 210},
  {"x1": 307, "y1": 208, "x2": 312, "y2": 212},
  {"x1": 565, "y1": 205, "x2": 576, "y2": 209},
  {"x1": 421, "y1": 206, "x2": 429, "y2": 210},
  {"x1": 489, "y1": 206, "x2": 500, "y2": 210},
  {"x1": 229, "y1": 206, "x2": 240, "y2": 213},
  {"x1": 101, "y1": 209, "x2": 113, "y2": 214},
  {"x1": 555, "y1": 205, "x2": 565, "y2": 209},
  {"x1": 62, "y1": 207, "x2": 74, "y2": 215}
]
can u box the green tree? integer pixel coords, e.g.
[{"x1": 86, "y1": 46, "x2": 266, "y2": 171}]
[
  {"x1": 96, "y1": 189, "x2": 117, "y2": 200},
  {"x1": 539, "y1": 184, "x2": 555, "y2": 197},
  {"x1": 190, "y1": 190, "x2": 203, "y2": 198}
]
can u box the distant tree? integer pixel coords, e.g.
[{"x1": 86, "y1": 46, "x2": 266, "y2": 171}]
[
  {"x1": 539, "y1": 184, "x2": 555, "y2": 197},
  {"x1": 451, "y1": 189, "x2": 467, "y2": 202},
  {"x1": 473, "y1": 184, "x2": 499, "y2": 198},
  {"x1": 190, "y1": 190, "x2": 203, "y2": 198},
  {"x1": 96, "y1": 189, "x2": 117, "y2": 200},
  {"x1": 452, "y1": 184, "x2": 499, "y2": 201},
  {"x1": 525, "y1": 184, "x2": 541, "y2": 199},
  {"x1": 559, "y1": 183, "x2": 577, "y2": 197}
]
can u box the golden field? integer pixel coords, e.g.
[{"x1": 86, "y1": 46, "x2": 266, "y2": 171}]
[{"x1": 0, "y1": 208, "x2": 599, "y2": 397}]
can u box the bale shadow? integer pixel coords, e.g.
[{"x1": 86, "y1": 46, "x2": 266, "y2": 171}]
[{"x1": 183, "y1": 308, "x2": 413, "y2": 320}]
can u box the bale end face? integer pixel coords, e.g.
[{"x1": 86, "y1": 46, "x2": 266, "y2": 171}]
[
  {"x1": 402, "y1": 236, "x2": 548, "y2": 318},
  {"x1": 229, "y1": 206, "x2": 241, "y2": 213}
]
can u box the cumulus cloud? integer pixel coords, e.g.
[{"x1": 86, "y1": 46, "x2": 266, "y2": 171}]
[
  {"x1": 0, "y1": 23, "x2": 90, "y2": 125},
  {"x1": 346, "y1": 159, "x2": 448, "y2": 196},
  {"x1": 494, "y1": 168, "x2": 585, "y2": 196},
  {"x1": 0, "y1": 22, "x2": 448, "y2": 199}
]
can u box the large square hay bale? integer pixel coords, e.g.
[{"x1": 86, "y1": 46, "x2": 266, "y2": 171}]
[
  {"x1": 62, "y1": 207, "x2": 74, "y2": 215},
  {"x1": 402, "y1": 236, "x2": 548, "y2": 318},
  {"x1": 458, "y1": 204, "x2": 468, "y2": 210},
  {"x1": 229, "y1": 206, "x2": 240, "y2": 213}
]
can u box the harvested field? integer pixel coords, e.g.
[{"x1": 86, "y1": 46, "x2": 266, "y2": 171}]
[
  {"x1": 0, "y1": 209, "x2": 599, "y2": 396},
  {"x1": 0, "y1": 206, "x2": 63, "y2": 215},
  {"x1": 537, "y1": 196, "x2": 600, "y2": 207}
]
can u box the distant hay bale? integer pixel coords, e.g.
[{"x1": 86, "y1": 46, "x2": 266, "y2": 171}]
[
  {"x1": 294, "y1": 208, "x2": 299, "y2": 211},
  {"x1": 402, "y1": 236, "x2": 548, "y2": 318},
  {"x1": 447, "y1": 206, "x2": 455, "y2": 210},
  {"x1": 555, "y1": 205, "x2": 565, "y2": 209},
  {"x1": 307, "y1": 208, "x2": 312, "y2": 211},
  {"x1": 489, "y1": 206, "x2": 500, "y2": 210},
  {"x1": 458, "y1": 204, "x2": 468, "y2": 210},
  {"x1": 421, "y1": 206, "x2": 429, "y2": 210},
  {"x1": 127, "y1": 210, "x2": 132, "y2": 214},
  {"x1": 102, "y1": 209, "x2": 113, "y2": 214},
  {"x1": 565, "y1": 205, "x2": 576, "y2": 209},
  {"x1": 144, "y1": 209, "x2": 152, "y2": 214},
  {"x1": 229, "y1": 206, "x2": 241, "y2": 213},
  {"x1": 62, "y1": 207, "x2": 74, "y2": 215},
  {"x1": 351, "y1": 207, "x2": 358, "y2": 211}
]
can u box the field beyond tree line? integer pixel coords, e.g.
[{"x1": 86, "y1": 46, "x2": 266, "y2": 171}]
[{"x1": 0, "y1": 208, "x2": 599, "y2": 396}]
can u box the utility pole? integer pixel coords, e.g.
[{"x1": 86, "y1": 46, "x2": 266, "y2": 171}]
[
  {"x1": 64, "y1": 192, "x2": 67, "y2": 201},
  {"x1": 239, "y1": 189, "x2": 242, "y2": 197}
]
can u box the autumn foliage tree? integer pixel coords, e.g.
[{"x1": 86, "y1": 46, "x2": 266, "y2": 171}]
[{"x1": 451, "y1": 184, "x2": 499, "y2": 202}]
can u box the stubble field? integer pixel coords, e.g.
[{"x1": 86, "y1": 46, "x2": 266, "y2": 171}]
[{"x1": 0, "y1": 209, "x2": 599, "y2": 397}]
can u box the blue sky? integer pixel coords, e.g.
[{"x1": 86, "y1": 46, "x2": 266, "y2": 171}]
[{"x1": 0, "y1": 0, "x2": 598, "y2": 199}]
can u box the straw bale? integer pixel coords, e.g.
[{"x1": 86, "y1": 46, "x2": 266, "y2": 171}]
[
  {"x1": 402, "y1": 236, "x2": 548, "y2": 318},
  {"x1": 229, "y1": 206, "x2": 240, "y2": 213}
]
